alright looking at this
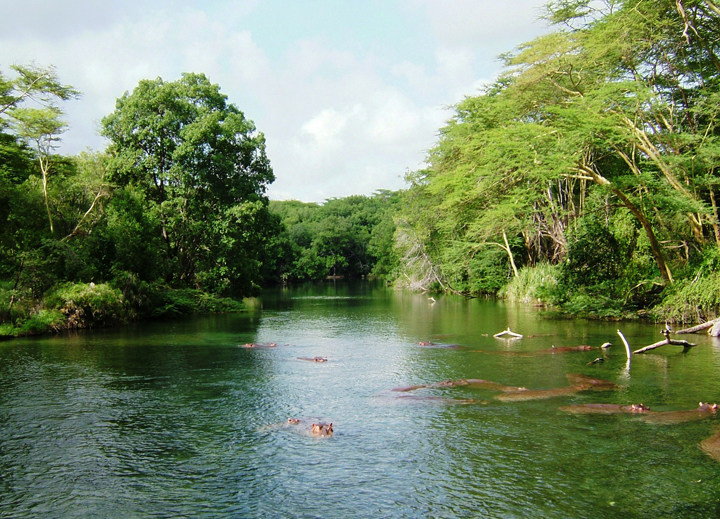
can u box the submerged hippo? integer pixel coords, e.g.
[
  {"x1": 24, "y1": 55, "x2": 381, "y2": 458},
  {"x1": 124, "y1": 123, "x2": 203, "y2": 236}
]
[
  {"x1": 297, "y1": 356, "x2": 328, "y2": 362},
  {"x1": 240, "y1": 342, "x2": 278, "y2": 349},
  {"x1": 495, "y1": 385, "x2": 583, "y2": 402},
  {"x1": 394, "y1": 394, "x2": 482, "y2": 405},
  {"x1": 700, "y1": 429, "x2": 720, "y2": 463},
  {"x1": 417, "y1": 342, "x2": 461, "y2": 349},
  {"x1": 472, "y1": 344, "x2": 604, "y2": 356},
  {"x1": 494, "y1": 374, "x2": 617, "y2": 402},
  {"x1": 560, "y1": 403, "x2": 651, "y2": 415},
  {"x1": 640, "y1": 402, "x2": 718, "y2": 424},
  {"x1": 432, "y1": 378, "x2": 525, "y2": 392},
  {"x1": 565, "y1": 373, "x2": 617, "y2": 390},
  {"x1": 542, "y1": 345, "x2": 594, "y2": 354},
  {"x1": 310, "y1": 422, "x2": 334, "y2": 437},
  {"x1": 390, "y1": 378, "x2": 524, "y2": 393},
  {"x1": 263, "y1": 418, "x2": 335, "y2": 437}
]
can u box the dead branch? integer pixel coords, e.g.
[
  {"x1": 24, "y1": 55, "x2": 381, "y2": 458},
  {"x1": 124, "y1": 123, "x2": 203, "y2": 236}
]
[
  {"x1": 632, "y1": 337, "x2": 697, "y2": 354},
  {"x1": 493, "y1": 328, "x2": 524, "y2": 339},
  {"x1": 617, "y1": 330, "x2": 632, "y2": 369}
]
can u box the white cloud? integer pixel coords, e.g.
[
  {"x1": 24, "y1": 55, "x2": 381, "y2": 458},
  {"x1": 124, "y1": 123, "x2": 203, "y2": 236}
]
[{"x1": 1, "y1": 0, "x2": 550, "y2": 202}]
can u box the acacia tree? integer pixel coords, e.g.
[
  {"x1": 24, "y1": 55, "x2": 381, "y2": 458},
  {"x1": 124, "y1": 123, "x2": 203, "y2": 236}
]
[
  {"x1": 1, "y1": 64, "x2": 79, "y2": 234},
  {"x1": 11, "y1": 107, "x2": 66, "y2": 233},
  {"x1": 397, "y1": 0, "x2": 720, "y2": 296},
  {"x1": 101, "y1": 73, "x2": 275, "y2": 295},
  {"x1": 508, "y1": 0, "x2": 720, "y2": 282}
]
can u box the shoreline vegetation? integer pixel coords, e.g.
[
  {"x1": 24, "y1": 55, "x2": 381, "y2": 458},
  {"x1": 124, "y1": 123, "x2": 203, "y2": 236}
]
[
  {"x1": 0, "y1": 280, "x2": 249, "y2": 339},
  {"x1": 3, "y1": 1, "x2": 720, "y2": 338}
]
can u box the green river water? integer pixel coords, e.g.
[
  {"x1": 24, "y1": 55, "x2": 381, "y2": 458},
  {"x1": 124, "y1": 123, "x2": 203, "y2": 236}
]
[{"x1": 1, "y1": 281, "x2": 720, "y2": 518}]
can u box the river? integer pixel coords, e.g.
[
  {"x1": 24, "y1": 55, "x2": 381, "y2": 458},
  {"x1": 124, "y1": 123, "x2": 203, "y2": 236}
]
[{"x1": 1, "y1": 281, "x2": 719, "y2": 518}]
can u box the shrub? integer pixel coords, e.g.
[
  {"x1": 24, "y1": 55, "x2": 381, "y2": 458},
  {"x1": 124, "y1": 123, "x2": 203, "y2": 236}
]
[
  {"x1": 500, "y1": 263, "x2": 560, "y2": 304},
  {"x1": 652, "y1": 271, "x2": 720, "y2": 324},
  {"x1": 16, "y1": 309, "x2": 66, "y2": 335},
  {"x1": 44, "y1": 282, "x2": 126, "y2": 328}
]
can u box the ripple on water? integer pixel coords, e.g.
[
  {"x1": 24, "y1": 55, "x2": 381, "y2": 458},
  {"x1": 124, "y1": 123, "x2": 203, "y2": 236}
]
[{"x1": 2, "y1": 284, "x2": 720, "y2": 518}]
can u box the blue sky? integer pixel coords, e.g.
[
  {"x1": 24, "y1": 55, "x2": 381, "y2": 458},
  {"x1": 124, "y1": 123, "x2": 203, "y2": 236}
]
[{"x1": 1, "y1": 0, "x2": 550, "y2": 202}]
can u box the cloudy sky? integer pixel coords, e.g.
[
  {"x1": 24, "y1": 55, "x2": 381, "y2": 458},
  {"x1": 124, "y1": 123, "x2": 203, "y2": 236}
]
[{"x1": 1, "y1": 0, "x2": 550, "y2": 202}]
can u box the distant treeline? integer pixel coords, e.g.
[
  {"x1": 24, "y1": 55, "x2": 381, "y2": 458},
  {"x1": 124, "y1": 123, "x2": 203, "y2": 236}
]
[
  {"x1": 265, "y1": 192, "x2": 400, "y2": 284},
  {"x1": 2, "y1": 0, "x2": 720, "y2": 335}
]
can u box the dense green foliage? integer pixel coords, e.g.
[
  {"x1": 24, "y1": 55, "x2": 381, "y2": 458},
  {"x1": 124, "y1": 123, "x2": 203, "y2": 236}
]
[
  {"x1": 4, "y1": 0, "x2": 720, "y2": 333},
  {"x1": 100, "y1": 73, "x2": 277, "y2": 296},
  {"x1": 395, "y1": 0, "x2": 720, "y2": 319},
  {"x1": 0, "y1": 71, "x2": 272, "y2": 335},
  {"x1": 265, "y1": 191, "x2": 400, "y2": 283}
]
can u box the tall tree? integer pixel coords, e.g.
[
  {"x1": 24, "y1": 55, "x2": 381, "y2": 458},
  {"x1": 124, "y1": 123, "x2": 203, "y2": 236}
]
[
  {"x1": 397, "y1": 0, "x2": 720, "y2": 295},
  {"x1": 1, "y1": 64, "x2": 79, "y2": 234},
  {"x1": 11, "y1": 107, "x2": 67, "y2": 233},
  {"x1": 101, "y1": 73, "x2": 275, "y2": 295}
]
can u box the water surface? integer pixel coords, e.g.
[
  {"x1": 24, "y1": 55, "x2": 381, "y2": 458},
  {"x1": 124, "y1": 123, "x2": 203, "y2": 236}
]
[{"x1": 2, "y1": 281, "x2": 720, "y2": 518}]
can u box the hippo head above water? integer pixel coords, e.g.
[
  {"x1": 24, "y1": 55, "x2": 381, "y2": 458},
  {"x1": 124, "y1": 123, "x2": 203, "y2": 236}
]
[
  {"x1": 630, "y1": 403, "x2": 649, "y2": 413},
  {"x1": 311, "y1": 422, "x2": 333, "y2": 437},
  {"x1": 699, "y1": 402, "x2": 719, "y2": 412}
]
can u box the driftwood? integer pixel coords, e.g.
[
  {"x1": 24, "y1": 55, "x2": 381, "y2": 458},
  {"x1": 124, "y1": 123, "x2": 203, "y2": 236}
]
[
  {"x1": 712, "y1": 321, "x2": 720, "y2": 337},
  {"x1": 632, "y1": 329, "x2": 697, "y2": 354},
  {"x1": 617, "y1": 330, "x2": 632, "y2": 370},
  {"x1": 493, "y1": 328, "x2": 523, "y2": 339},
  {"x1": 675, "y1": 318, "x2": 719, "y2": 334}
]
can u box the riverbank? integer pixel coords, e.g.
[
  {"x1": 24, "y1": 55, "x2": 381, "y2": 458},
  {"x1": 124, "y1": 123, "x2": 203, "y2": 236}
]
[
  {"x1": 0, "y1": 281, "x2": 250, "y2": 339},
  {"x1": 498, "y1": 263, "x2": 720, "y2": 324}
]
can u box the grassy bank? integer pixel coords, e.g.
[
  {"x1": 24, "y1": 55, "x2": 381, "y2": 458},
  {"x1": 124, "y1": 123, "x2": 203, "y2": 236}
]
[
  {"x1": 499, "y1": 260, "x2": 720, "y2": 324},
  {"x1": 0, "y1": 281, "x2": 247, "y2": 339}
]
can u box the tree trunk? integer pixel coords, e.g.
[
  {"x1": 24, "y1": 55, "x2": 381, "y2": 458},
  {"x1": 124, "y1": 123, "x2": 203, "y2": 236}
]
[
  {"x1": 503, "y1": 231, "x2": 519, "y2": 278},
  {"x1": 711, "y1": 188, "x2": 720, "y2": 247},
  {"x1": 40, "y1": 157, "x2": 54, "y2": 233},
  {"x1": 611, "y1": 187, "x2": 673, "y2": 284},
  {"x1": 710, "y1": 320, "x2": 720, "y2": 337},
  {"x1": 675, "y1": 319, "x2": 719, "y2": 334}
]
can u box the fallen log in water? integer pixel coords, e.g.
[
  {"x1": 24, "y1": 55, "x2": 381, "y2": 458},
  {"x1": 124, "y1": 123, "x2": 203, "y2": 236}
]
[{"x1": 675, "y1": 318, "x2": 719, "y2": 334}]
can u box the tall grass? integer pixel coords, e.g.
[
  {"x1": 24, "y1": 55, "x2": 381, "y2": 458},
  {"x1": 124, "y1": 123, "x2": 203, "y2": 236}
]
[
  {"x1": 651, "y1": 272, "x2": 720, "y2": 324},
  {"x1": 499, "y1": 263, "x2": 560, "y2": 304}
]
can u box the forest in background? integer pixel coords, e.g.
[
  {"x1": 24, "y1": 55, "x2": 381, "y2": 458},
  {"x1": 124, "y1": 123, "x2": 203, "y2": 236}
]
[{"x1": 2, "y1": 0, "x2": 720, "y2": 336}]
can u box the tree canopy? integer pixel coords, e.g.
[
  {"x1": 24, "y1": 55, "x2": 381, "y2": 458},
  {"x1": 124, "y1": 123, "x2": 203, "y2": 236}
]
[
  {"x1": 101, "y1": 73, "x2": 276, "y2": 295},
  {"x1": 394, "y1": 0, "x2": 720, "y2": 316}
]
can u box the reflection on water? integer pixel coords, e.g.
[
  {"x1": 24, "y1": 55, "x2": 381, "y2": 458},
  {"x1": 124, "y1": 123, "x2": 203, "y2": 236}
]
[{"x1": 1, "y1": 281, "x2": 720, "y2": 518}]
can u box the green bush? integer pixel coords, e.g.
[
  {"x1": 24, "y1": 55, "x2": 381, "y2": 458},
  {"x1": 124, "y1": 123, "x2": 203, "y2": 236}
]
[
  {"x1": 652, "y1": 271, "x2": 720, "y2": 324},
  {"x1": 500, "y1": 263, "x2": 560, "y2": 304},
  {"x1": 45, "y1": 282, "x2": 126, "y2": 328},
  {"x1": 16, "y1": 309, "x2": 66, "y2": 335},
  {"x1": 151, "y1": 288, "x2": 245, "y2": 317}
]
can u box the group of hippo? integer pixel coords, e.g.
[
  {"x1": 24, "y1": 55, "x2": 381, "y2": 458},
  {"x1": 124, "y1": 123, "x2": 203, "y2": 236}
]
[
  {"x1": 245, "y1": 336, "x2": 720, "y2": 453},
  {"x1": 399, "y1": 339, "x2": 720, "y2": 462}
]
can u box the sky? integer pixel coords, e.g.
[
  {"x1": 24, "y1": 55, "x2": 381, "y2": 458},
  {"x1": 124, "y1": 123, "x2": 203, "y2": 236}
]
[{"x1": 1, "y1": 0, "x2": 550, "y2": 202}]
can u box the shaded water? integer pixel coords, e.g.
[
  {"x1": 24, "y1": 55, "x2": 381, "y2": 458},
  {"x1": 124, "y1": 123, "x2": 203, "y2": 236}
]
[{"x1": 2, "y1": 281, "x2": 720, "y2": 517}]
